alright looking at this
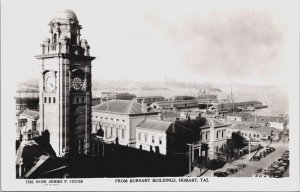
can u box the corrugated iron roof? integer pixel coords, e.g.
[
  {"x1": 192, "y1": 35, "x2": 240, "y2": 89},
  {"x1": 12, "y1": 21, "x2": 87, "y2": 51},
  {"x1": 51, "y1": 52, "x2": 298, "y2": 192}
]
[
  {"x1": 136, "y1": 119, "x2": 172, "y2": 132},
  {"x1": 92, "y1": 99, "x2": 147, "y2": 115}
]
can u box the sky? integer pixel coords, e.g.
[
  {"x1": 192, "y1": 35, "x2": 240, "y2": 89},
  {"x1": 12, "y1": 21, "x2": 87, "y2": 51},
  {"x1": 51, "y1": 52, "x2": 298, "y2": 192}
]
[{"x1": 1, "y1": 0, "x2": 299, "y2": 87}]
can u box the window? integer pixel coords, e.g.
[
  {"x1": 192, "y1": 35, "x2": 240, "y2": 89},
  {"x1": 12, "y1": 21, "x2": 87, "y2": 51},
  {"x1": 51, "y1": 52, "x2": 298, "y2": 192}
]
[
  {"x1": 138, "y1": 133, "x2": 141, "y2": 141},
  {"x1": 216, "y1": 131, "x2": 219, "y2": 139},
  {"x1": 53, "y1": 33, "x2": 57, "y2": 44},
  {"x1": 152, "y1": 136, "x2": 155, "y2": 143},
  {"x1": 76, "y1": 97, "x2": 79, "y2": 103},
  {"x1": 222, "y1": 130, "x2": 224, "y2": 138},
  {"x1": 82, "y1": 97, "x2": 85, "y2": 103},
  {"x1": 159, "y1": 137, "x2": 162, "y2": 145},
  {"x1": 44, "y1": 97, "x2": 47, "y2": 103},
  {"x1": 257, "y1": 134, "x2": 260, "y2": 138},
  {"x1": 96, "y1": 116, "x2": 98, "y2": 118},
  {"x1": 121, "y1": 129, "x2": 125, "y2": 139},
  {"x1": 145, "y1": 134, "x2": 147, "y2": 142},
  {"x1": 117, "y1": 119, "x2": 119, "y2": 121},
  {"x1": 111, "y1": 118, "x2": 113, "y2": 120},
  {"x1": 53, "y1": 97, "x2": 56, "y2": 103},
  {"x1": 49, "y1": 97, "x2": 51, "y2": 103},
  {"x1": 245, "y1": 133, "x2": 247, "y2": 136},
  {"x1": 123, "y1": 120, "x2": 125, "y2": 122},
  {"x1": 206, "y1": 132, "x2": 210, "y2": 140}
]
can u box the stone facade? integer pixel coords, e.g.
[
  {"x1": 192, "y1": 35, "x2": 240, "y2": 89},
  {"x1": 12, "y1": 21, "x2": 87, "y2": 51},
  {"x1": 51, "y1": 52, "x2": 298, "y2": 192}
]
[
  {"x1": 136, "y1": 129, "x2": 167, "y2": 155},
  {"x1": 92, "y1": 100, "x2": 159, "y2": 147},
  {"x1": 36, "y1": 10, "x2": 95, "y2": 156}
]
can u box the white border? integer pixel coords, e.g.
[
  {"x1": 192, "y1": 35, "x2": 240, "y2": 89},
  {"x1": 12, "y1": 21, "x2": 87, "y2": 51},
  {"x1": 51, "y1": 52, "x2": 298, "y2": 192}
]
[{"x1": 1, "y1": 0, "x2": 299, "y2": 191}]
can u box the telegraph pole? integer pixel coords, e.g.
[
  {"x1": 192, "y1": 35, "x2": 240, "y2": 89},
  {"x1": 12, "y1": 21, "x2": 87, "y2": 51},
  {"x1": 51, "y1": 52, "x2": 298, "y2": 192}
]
[
  {"x1": 187, "y1": 143, "x2": 192, "y2": 175},
  {"x1": 191, "y1": 143, "x2": 194, "y2": 164},
  {"x1": 248, "y1": 141, "x2": 251, "y2": 160}
]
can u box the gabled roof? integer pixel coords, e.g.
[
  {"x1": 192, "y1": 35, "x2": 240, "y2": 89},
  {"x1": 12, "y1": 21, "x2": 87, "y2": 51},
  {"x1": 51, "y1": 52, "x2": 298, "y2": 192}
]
[
  {"x1": 136, "y1": 119, "x2": 172, "y2": 132},
  {"x1": 20, "y1": 109, "x2": 39, "y2": 120},
  {"x1": 230, "y1": 123, "x2": 281, "y2": 134},
  {"x1": 16, "y1": 140, "x2": 48, "y2": 166},
  {"x1": 168, "y1": 117, "x2": 230, "y2": 134},
  {"x1": 199, "y1": 118, "x2": 231, "y2": 129},
  {"x1": 92, "y1": 99, "x2": 156, "y2": 115}
]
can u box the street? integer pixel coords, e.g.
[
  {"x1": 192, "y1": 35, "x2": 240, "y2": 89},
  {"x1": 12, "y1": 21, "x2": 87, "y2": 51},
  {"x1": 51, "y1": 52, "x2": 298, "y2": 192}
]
[{"x1": 197, "y1": 140, "x2": 289, "y2": 177}]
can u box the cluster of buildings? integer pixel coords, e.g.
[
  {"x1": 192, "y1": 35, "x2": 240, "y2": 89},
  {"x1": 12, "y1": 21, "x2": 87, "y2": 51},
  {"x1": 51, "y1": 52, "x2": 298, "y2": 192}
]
[
  {"x1": 91, "y1": 99, "x2": 230, "y2": 157},
  {"x1": 14, "y1": 9, "x2": 289, "y2": 178},
  {"x1": 224, "y1": 112, "x2": 288, "y2": 142}
]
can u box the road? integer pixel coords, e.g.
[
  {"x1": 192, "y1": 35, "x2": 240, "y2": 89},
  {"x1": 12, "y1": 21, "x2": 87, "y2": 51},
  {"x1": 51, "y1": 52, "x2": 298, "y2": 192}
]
[{"x1": 198, "y1": 140, "x2": 289, "y2": 177}]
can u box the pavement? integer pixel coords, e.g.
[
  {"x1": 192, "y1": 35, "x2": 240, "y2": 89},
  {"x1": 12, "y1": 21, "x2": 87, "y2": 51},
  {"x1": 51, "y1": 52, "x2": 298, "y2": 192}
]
[{"x1": 189, "y1": 140, "x2": 289, "y2": 177}]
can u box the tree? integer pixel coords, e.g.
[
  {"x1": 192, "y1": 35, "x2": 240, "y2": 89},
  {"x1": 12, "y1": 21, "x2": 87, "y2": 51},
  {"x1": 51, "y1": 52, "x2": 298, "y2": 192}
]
[
  {"x1": 225, "y1": 139, "x2": 235, "y2": 162},
  {"x1": 224, "y1": 132, "x2": 247, "y2": 162},
  {"x1": 231, "y1": 131, "x2": 247, "y2": 149}
]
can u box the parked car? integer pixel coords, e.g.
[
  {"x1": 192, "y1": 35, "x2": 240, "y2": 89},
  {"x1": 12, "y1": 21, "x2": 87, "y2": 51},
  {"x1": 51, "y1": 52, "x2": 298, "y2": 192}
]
[
  {"x1": 261, "y1": 151, "x2": 267, "y2": 157},
  {"x1": 236, "y1": 163, "x2": 246, "y2": 169},
  {"x1": 272, "y1": 170, "x2": 283, "y2": 178},
  {"x1": 214, "y1": 171, "x2": 228, "y2": 177},
  {"x1": 255, "y1": 168, "x2": 263, "y2": 174},
  {"x1": 253, "y1": 156, "x2": 261, "y2": 161},
  {"x1": 226, "y1": 167, "x2": 238, "y2": 175}
]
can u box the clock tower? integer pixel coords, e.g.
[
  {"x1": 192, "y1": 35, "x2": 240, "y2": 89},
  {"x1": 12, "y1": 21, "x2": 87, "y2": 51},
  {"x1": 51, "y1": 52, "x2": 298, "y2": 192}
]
[{"x1": 36, "y1": 9, "x2": 95, "y2": 156}]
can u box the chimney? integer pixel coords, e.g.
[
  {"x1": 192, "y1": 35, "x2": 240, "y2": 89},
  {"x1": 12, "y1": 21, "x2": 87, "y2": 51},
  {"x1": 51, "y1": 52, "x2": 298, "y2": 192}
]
[{"x1": 141, "y1": 99, "x2": 147, "y2": 113}]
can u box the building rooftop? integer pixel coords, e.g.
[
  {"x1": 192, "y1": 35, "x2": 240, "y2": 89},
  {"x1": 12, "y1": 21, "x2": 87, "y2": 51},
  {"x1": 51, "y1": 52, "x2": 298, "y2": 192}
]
[
  {"x1": 234, "y1": 101, "x2": 262, "y2": 105},
  {"x1": 230, "y1": 123, "x2": 281, "y2": 134},
  {"x1": 137, "y1": 96, "x2": 164, "y2": 99},
  {"x1": 137, "y1": 119, "x2": 173, "y2": 132},
  {"x1": 153, "y1": 100, "x2": 198, "y2": 105},
  {"x1": 20, "y1": 109, "x2": 39, "y2": 120},
  {"x1": 92, "y1": 99, "x2": 158, "y2": 115},
  {"x1": 138, "y1": 117, "x2": 230, "y2": 134},
  {"x1": 16, "y1": 140, "x2": 49, "y2": 166},
  {"x1": 52, "y1": 9, "x2": 78, "y2": 24},
  {"x1": 225, "y1": 112, "x2": 288, "y2": 124}
]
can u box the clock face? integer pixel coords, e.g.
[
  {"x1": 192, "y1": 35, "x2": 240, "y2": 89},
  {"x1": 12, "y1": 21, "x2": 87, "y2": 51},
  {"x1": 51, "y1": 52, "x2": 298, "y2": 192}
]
[
  {"x1": 72, "y1": 77, "x2": 83, "y2": 91},
  {"x1": 45, "y1": 75, "x2": 56, "y2": 92}
]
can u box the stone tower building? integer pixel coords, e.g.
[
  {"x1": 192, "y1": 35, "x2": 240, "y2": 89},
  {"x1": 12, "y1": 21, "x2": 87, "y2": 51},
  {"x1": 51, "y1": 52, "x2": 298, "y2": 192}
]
[{"x1": 35, "y1": 9, "x2": 95, "y2": 156}]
